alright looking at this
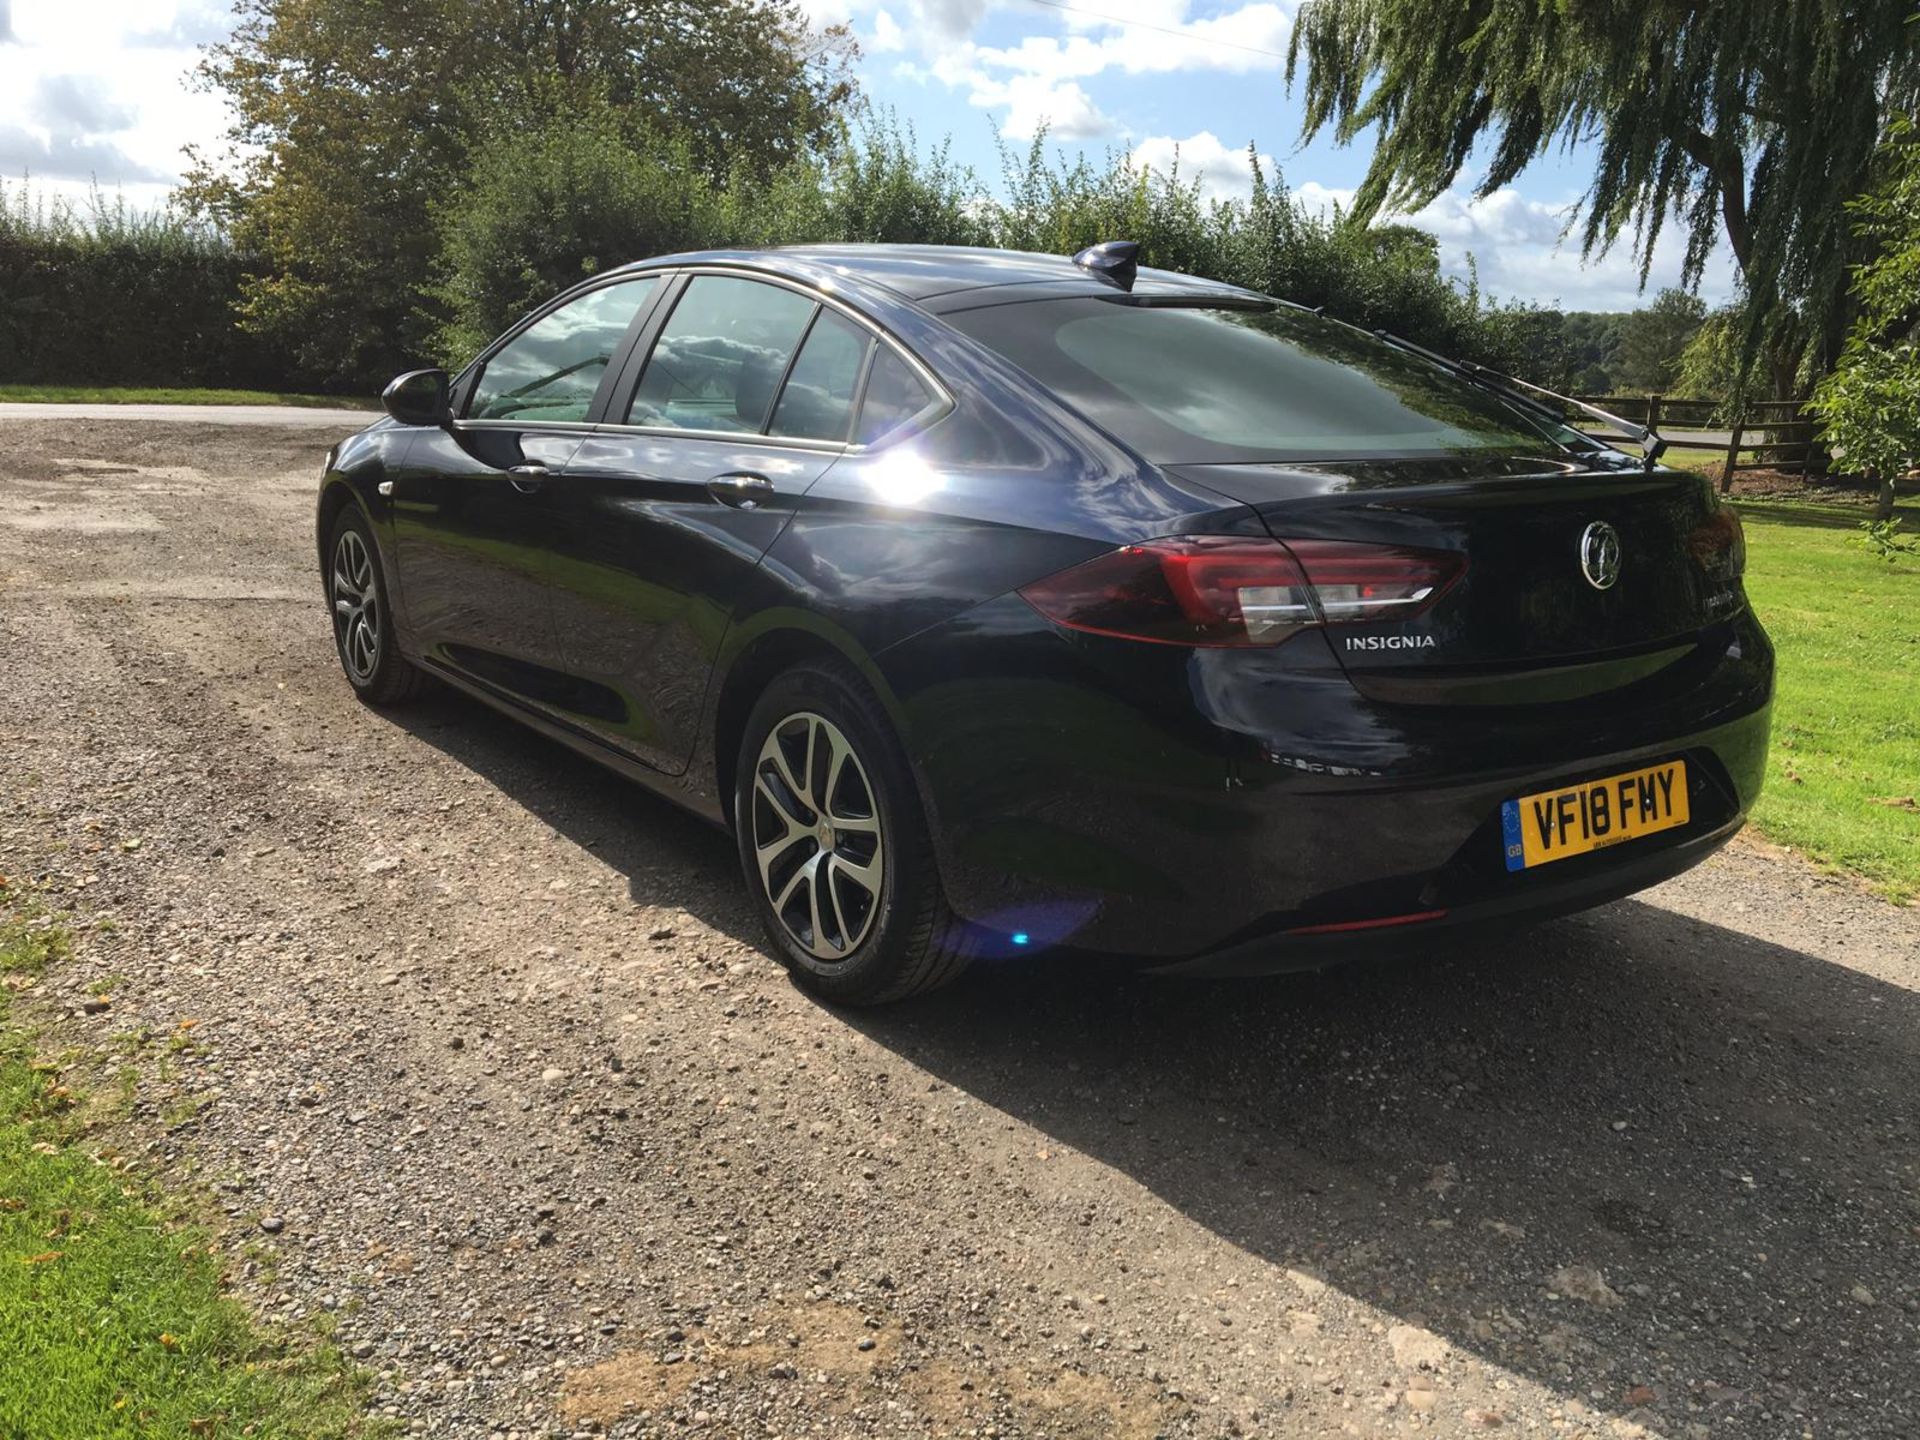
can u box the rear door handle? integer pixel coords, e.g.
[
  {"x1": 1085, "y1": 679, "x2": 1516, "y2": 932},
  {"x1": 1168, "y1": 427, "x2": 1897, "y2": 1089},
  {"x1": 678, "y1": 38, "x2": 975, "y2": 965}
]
[
  {"x1": 706, "y1": 473, "x2": 776, "y2": 510},
  {"x1": 507, "y1": 463, "x2": 548, "y2": 494}
]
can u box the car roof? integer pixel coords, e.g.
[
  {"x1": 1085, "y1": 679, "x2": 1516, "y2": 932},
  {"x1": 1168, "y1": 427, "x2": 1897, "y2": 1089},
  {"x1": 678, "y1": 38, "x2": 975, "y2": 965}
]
[{"x1": 612, "y1": 243, "x2": 1269, "y2": 309}]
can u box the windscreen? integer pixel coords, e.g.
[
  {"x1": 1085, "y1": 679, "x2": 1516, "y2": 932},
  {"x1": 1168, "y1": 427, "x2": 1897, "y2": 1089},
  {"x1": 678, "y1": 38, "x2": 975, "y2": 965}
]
[{"x1": 944, "y1": 298, "x2": 1568, "y2": 463}]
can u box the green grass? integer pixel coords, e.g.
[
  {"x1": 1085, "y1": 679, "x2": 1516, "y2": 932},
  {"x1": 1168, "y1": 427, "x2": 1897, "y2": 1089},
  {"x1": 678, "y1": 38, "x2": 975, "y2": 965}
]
[
  {"x1": 0, "y1": 384, "x2": 376, "y2": 410},
  {"x1": 1736, "y1": 496, "x2": 1920, "y2": 901},
  {"x1": 0, "y1": 895, "x2": 382, "y2": 1438}
]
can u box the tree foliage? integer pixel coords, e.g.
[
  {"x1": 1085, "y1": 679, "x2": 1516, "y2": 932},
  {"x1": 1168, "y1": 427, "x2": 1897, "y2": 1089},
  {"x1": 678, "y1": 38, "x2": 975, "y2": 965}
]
[
  {"x1": 1809, "y1": 116, "x2": 1920, "y2": 515},
  {"x1": 1614, "y1": 288, "x2": 1709, "y2": 392},
  {"x1": 183, "y1": 0, "x2": 858, "y2": 386},
  {"x1": 1286, "y1": 0, "x2": 1920, "y2": 395},
  {"x1": 429, "y1": 117, "x2": 1566, "y2": 385}
]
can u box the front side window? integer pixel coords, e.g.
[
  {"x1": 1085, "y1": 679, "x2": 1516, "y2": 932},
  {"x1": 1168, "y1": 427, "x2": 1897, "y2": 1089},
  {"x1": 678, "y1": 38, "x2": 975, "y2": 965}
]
[
  {"x1": 468, "y1": 277, "x2": 658, "y2": 423},
  {"x1": 945, "y1": 298, "x2": 1566, "y2": 463},
  {"x1": 628, "y1": 276, "x2": 817, "y2": 431}
]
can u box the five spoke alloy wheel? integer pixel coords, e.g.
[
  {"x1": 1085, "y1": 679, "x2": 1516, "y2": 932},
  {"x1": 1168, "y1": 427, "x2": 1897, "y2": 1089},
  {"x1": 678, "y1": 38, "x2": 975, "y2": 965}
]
[
  {"x1": 331, "y1": 527, "x2": 381, "y2": 684},
  {"x1": 750, "y1": 711, "x2": 885, "y2": 961}
]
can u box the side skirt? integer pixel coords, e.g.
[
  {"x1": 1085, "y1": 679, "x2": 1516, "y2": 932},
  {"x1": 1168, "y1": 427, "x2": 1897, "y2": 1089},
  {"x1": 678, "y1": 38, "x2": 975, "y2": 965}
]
[{"x1": 416, "y1": 656, "x2": 731, "y2": 831}]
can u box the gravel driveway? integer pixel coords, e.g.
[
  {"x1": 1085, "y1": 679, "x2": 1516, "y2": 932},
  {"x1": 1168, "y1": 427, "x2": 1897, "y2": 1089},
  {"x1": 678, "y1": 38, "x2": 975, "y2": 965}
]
[{"x1": 2, "y1": 419, "x2": 1917, "y2": 1440}]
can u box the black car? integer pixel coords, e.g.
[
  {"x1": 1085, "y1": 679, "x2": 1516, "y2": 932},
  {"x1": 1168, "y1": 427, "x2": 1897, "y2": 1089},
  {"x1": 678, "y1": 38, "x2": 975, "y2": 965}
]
[{"x1": 318, "y1": 242, "x2": 1772, "y2": 1004}]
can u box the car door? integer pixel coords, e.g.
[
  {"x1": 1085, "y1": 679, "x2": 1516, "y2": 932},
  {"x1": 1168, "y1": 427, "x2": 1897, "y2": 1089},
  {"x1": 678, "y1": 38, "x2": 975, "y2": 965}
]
[
  {"x1": 391, "y1": 274, "x2": 664, "y2": 713},
  {"x1": 541, "y1": 272, "x2": 877, "y2": 772}
]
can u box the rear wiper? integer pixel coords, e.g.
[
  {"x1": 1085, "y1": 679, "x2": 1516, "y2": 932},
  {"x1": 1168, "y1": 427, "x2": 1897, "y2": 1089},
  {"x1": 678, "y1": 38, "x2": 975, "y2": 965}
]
[{"x1": 1372, "y1": 330, "x2": 1668, "y2": 471}]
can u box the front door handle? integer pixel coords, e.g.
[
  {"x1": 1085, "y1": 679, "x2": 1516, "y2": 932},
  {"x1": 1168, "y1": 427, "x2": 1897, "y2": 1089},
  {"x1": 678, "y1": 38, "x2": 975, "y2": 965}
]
[
  {"x1": 706, "y1": 473, "x2": 776, "y2": 510},
  {"x1": 507, "y1": 463, "x2": 548, "y2": 494}
]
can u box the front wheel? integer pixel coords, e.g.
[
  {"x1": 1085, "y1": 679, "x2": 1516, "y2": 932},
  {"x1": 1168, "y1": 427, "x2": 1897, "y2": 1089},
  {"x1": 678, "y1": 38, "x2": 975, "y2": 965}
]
[
  {"x1": 735, "y1": 662, "x2": 972, "y2": 1005},
  {"x1": 326, "y1": 507, "x2": 426, "y2": 706}
]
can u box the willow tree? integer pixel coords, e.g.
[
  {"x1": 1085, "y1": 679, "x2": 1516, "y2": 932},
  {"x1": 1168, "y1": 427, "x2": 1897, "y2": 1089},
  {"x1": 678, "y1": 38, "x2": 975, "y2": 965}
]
[{"x1": 1286, "y1": 0, "x2": 1920, "y2": 398}]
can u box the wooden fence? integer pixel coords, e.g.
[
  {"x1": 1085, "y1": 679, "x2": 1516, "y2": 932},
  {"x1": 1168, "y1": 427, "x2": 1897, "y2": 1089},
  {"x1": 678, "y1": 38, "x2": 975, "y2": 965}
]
[{"x1": 1564, "y1": 394, "x2": 1821, "y2": 489}]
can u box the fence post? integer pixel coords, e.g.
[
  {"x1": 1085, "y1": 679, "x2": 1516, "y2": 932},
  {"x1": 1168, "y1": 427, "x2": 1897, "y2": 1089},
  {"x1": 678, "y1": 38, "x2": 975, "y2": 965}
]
[
  {"x1": 1721, "y1": 422, "x2": 1745, "y2": 493},
  {"x1": 1646, "y1": 394, "x2": 1662, "y2": 438}
]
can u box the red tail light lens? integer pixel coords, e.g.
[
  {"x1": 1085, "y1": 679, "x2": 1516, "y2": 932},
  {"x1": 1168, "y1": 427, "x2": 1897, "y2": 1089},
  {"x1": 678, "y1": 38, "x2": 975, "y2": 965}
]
[
  {"x1": 1018, "y1": 536, "x2": 1463, "y2": 648},
  {"x1": 1688, "y1": 507, "x2": 1747, "y2": 577}
]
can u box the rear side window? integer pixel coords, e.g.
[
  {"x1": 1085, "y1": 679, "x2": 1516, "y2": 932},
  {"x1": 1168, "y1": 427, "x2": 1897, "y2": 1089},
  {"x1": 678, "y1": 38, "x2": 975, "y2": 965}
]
[
  {"x1": 629, "y1": 276, "x2": 816, "y2": 431},
  {"x1": 944, "y1": 298, "x2": 1563, "y2": 463},
  {"x1": 769, "y1": 310, "x2": 870, "y2": 442},
  {"x1": 468, "y1": 278, "x2": 658, "y2": 423},
  {"x1": 856, "y1": 348, "x2": 936, "y2": 445}
]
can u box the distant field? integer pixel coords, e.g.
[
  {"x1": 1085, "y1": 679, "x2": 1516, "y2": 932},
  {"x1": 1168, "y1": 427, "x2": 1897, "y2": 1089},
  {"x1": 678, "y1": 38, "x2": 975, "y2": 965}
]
[
  {"x1": 1735, "y1": 495, "x2": 1920, "y2": 902},
  {"x1": 0, "y1": 385, "x2": 377, "y2": 409}
]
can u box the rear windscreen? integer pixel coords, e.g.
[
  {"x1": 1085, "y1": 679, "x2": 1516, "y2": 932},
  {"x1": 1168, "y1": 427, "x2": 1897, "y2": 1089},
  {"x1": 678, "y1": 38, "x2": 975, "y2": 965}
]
[{"x1": 944, "y1": 297, "x2": 1568, "y2": 463}]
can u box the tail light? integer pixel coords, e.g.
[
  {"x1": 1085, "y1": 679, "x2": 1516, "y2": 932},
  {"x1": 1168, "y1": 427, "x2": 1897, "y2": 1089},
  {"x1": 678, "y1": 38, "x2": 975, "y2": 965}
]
[
  {"x1": 1688, "y1": 507, "x2": 1746, "y2": 577},
  {"x1": 1017, "y1": 535, "x2": 1464, "y2": 648}
]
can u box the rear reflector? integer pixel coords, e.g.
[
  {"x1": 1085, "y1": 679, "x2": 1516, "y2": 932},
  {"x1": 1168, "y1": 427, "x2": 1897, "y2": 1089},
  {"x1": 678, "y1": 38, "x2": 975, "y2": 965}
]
[
  {"x1": 1285, "y1": 909, "x2": 1449, "y2": 936},
  {"x1": 1018, "y1": 535, "x2": 1463, "y2": 648}
]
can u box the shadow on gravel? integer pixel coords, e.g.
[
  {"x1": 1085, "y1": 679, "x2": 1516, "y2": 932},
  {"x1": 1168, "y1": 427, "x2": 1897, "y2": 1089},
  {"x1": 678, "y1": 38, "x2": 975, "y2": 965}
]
[
  {"x1": 390, "y1": 687, "x2": 1918, "y2": 1432},
  {"x1": 856, "y1": 912, "x2": 1920, "y2": 1432},
  {"x1": 388, "y1": 689, "x2": 746, "y2": 921}
]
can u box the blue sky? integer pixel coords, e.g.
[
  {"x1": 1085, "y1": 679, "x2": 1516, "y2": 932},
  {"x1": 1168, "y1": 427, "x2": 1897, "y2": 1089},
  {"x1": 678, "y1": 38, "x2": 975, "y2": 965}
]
[{"x1": 0, "y1": 0, "x2": 1737, "y2": 312}]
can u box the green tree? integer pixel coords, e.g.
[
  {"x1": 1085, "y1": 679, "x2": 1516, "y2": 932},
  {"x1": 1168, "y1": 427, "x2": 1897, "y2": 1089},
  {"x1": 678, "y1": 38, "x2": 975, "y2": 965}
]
[
  {"x1": 1810, "y1": 116, "x2": 1920, "y2": 518},
  {"x1": 1561, "y1": 311, "x2": 1627, "y2": 393},
  {"x1": 184, "y1": 0, "x2": 858, "y2": 386},
  {"x1": 430, "y1": 112, "x2": 989, "y2": 364},
  {"x1": 1286, "y1": 0, "x2": 1920, "y2": 398},
  {"x1": 1614, "y1": 288, "x2": 1709, "y2": 393}
]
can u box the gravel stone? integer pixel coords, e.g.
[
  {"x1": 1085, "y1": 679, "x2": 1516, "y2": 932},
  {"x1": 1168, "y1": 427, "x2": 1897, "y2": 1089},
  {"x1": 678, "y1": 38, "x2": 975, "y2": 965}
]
[{"x1": 3, "y1": 419, "x2": 1918, "y2": 1438}]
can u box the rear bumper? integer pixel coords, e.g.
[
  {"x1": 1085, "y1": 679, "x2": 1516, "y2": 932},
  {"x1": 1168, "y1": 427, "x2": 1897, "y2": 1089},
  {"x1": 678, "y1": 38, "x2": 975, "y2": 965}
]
[
  {"x1": 880, "y1": 599, "x2": 1773, "y2": 962},
  {"x1": 1150, "y1": 808, "x2": 1746, "y2": 976}
]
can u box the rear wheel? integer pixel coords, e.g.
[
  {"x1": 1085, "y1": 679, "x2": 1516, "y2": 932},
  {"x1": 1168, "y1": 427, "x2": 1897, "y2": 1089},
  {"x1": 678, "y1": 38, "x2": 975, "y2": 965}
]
[
  {"x1": 326, "y1": 508, "x2": 426, "y2": 706},
  {"x1": 735, "y1": 662, "x2": 971, "y2": 1005}
]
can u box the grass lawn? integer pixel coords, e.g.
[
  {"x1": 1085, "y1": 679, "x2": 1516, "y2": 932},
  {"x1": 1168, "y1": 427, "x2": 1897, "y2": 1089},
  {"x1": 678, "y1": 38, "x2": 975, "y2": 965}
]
[
  {"x1": 0, "y1": 894, "x2": 380, "y2": 1438},
  {"x1": 0, "y1": 384, "x2": 376, "y2": 410},
  {"x1": 1735, "y1": 497, "x2": 1920, "y2": 902}
]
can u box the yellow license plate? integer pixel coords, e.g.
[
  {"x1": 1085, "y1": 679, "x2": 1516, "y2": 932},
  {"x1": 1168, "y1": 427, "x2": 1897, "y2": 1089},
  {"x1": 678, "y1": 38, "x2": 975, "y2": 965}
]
[{"x1": 1501, "y1": 760, "x2": 1689, "y2": 871}]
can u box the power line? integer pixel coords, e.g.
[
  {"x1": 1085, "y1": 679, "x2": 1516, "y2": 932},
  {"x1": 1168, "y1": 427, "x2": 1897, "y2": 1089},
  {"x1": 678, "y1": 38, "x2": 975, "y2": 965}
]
[{"x1": 1019, "y1": 0, "x2": 1291, "y2": 63}]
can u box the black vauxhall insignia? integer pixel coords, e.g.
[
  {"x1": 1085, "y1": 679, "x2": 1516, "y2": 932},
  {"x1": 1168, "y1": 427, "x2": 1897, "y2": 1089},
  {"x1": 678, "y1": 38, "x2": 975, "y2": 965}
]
[{"x1": 317, "y1": 242, "x2": 1773, "y2": 1004}]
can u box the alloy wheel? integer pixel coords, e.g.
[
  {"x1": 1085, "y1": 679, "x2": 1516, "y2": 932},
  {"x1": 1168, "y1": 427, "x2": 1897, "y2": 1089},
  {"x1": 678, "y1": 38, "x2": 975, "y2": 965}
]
[
  {"x1": 331, "y1": 528, "x2": 381, "y2": 684},
  {"x1": 751, "y1": 712, "x2": 885, "y2": 961}
]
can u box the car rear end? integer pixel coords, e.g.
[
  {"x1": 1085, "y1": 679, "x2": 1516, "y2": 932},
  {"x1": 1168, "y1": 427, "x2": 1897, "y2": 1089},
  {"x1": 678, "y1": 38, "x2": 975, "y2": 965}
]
[{"x1": 905, "y1": 287, "x2": 1772, "y2": 965}]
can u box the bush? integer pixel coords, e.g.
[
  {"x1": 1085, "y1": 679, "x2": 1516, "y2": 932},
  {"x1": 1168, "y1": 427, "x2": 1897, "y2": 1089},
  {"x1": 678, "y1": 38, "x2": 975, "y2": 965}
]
[
  {"x1": 0, "y1": 184, "x2": 288, "y2": 390},
  {"x1": 5, "y1": 120, "x2": 1573, "y2": 396},
  {"x1": 1809, "y1": 342, "x2": 1920, "y2": 496},
  {"x1": 1809, "y1": 115, "x2": 1920, "y2": 516},
  {"x1": 427, "y1": 117, "x2": 729, "y2": 366},
  {"x1": 428, "y1": 116, "x2": 1554, "y2": 380}
]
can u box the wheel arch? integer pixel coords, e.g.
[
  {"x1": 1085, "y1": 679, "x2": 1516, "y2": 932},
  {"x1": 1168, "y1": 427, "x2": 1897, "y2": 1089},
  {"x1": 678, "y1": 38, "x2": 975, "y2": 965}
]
[
  {"x1": 315, "y1": 477, "x2": 375, "y2": 572},
  {"x1": 708, "y1": 616, "x2": 914, "y2": 834}
]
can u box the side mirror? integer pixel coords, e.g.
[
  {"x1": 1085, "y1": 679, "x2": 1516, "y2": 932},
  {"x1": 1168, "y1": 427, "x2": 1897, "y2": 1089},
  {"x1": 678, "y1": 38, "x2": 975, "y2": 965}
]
[{"x1": 383, "y1": 368, "x2": 451, "y2": 427}]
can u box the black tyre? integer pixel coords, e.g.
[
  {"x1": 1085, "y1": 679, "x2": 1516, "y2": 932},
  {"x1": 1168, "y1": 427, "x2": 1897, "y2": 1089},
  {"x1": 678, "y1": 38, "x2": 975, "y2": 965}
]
[
  {"x1": 735, "y1": 661, "x2": 972, "y2": 1005},
  {"x1": 325, "y1": 507, "x2": 427, "y2": 706}
]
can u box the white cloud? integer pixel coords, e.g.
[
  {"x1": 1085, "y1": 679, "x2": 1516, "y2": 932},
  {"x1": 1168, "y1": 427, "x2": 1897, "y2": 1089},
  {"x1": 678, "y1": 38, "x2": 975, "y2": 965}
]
[
  {"x1": 1399, "y1": 189, "x2": 1737, "y2": 310},
  {"x1": 831, "y1": 0, "x2": 1291, "y2": 143},
  {"x1": 1225, "y1": 175, "x2": 1736, "y2": 310},
  {"x1": 0, "y1": 1, "x2": 229, "y2": 210},
  {"x1": 964, "y1": 2, "x2": 1289, "y2": 85},
  {"x1": 1132, "y1": 131, "x2": 1276, "y2": 204},
  {"x1": 870, "y1": 8, "x2": 907, "y2": 52},
  {"x1": 967, "y1": 73, "x2": 1113, "y2": 141}
]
